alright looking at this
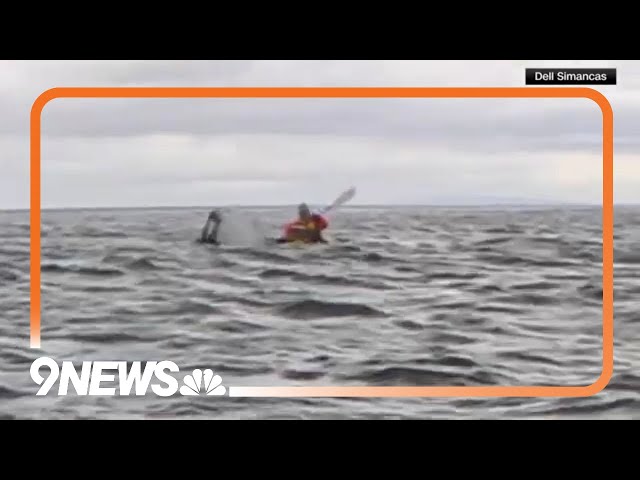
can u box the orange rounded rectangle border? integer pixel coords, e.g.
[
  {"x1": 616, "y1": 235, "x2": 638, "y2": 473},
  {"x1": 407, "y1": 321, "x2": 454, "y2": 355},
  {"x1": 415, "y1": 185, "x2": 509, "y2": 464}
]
[{"x1": 30, "y1": 87, "x2": 613, "y2": 398}]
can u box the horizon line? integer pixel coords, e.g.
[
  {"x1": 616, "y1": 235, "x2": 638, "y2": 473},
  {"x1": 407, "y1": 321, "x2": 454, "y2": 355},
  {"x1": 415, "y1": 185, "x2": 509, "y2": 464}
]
[{"x1": 0, "y1": 202, "x2": 618, "y2": 212}]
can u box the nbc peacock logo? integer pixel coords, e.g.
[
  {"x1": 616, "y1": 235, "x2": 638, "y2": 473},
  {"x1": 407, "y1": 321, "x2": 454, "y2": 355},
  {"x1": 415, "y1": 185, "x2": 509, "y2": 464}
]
[{"x1": 179, "y1": 369, "x2": 227, "y2": 396}]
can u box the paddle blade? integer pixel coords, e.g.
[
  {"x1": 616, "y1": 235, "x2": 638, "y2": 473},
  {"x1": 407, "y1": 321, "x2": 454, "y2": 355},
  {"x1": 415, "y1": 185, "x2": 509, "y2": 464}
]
[{"x1": 320, "y1": 187, "x2": 356, "y2": 214}]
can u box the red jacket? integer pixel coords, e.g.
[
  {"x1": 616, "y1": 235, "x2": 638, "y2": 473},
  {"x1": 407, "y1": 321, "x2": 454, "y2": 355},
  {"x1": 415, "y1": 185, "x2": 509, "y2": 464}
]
[{"x1": 283, "y1": 214, "x2": 328, "y2": 241}]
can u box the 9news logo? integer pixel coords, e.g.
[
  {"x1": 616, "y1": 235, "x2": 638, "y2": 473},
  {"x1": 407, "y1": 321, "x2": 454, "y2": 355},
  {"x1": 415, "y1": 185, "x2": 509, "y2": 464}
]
[{"x1": 30, "y1": 357, "x2": 227, "y2": 397}]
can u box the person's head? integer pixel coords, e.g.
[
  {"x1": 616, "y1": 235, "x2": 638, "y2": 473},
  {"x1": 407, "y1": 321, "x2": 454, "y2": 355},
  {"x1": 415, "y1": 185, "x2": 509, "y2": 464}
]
[{"x1": 298, "y1": 203, "x2": 311, "y2": 221}]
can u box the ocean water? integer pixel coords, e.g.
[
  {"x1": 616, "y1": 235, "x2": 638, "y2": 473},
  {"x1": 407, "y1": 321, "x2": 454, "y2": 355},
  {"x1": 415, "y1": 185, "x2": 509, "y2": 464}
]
[{"x1": 1, "y1": 205, "x2": 638, "y2": 419}]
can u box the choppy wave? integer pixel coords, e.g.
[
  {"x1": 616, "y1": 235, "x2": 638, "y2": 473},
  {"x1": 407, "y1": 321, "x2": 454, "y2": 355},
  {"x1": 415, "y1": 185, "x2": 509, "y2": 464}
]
[
  {"x1": 277, "y1": 299, "x2": 386, "y2": 319},
  {"x1": 0, "y1": 205, "x2": 636, "y2": 419}
]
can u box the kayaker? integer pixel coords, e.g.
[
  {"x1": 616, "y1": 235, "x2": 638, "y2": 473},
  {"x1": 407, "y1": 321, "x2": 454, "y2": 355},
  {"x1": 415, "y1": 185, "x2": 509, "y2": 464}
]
[{"x1": 279, "y1": 203, "x2": 329, "y2": 243}]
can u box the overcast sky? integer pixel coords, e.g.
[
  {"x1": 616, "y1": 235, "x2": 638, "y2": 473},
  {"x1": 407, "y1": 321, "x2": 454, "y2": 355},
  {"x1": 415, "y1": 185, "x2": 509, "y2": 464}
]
[{"x1": 1, "y1": 60, "x2": 637, "y2": 209}]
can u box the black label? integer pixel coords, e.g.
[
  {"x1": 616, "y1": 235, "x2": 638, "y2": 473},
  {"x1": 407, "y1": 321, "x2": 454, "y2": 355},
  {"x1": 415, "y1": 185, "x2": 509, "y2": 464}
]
[{"x1": 525, "y1": 68, "x2": 616, "y2": 85}]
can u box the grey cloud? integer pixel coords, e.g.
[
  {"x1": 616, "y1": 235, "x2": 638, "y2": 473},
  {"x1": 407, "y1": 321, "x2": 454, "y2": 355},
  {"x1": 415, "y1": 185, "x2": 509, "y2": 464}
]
[
  {"x1": 34, "y1": 96, "x2": 607, "y2": 156},
  {"x1": 2, "y1": 60, "x2": 256, "y2": 88},
  {"x1": 1, "y1": 60, "x2": 639, "y2": 208},
  {"x1": 19, "y1": 59, "x2": 637, "y2": 88},
  {"x1": 36, "y1": 132, "x2": 604, "y2": 207}
]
